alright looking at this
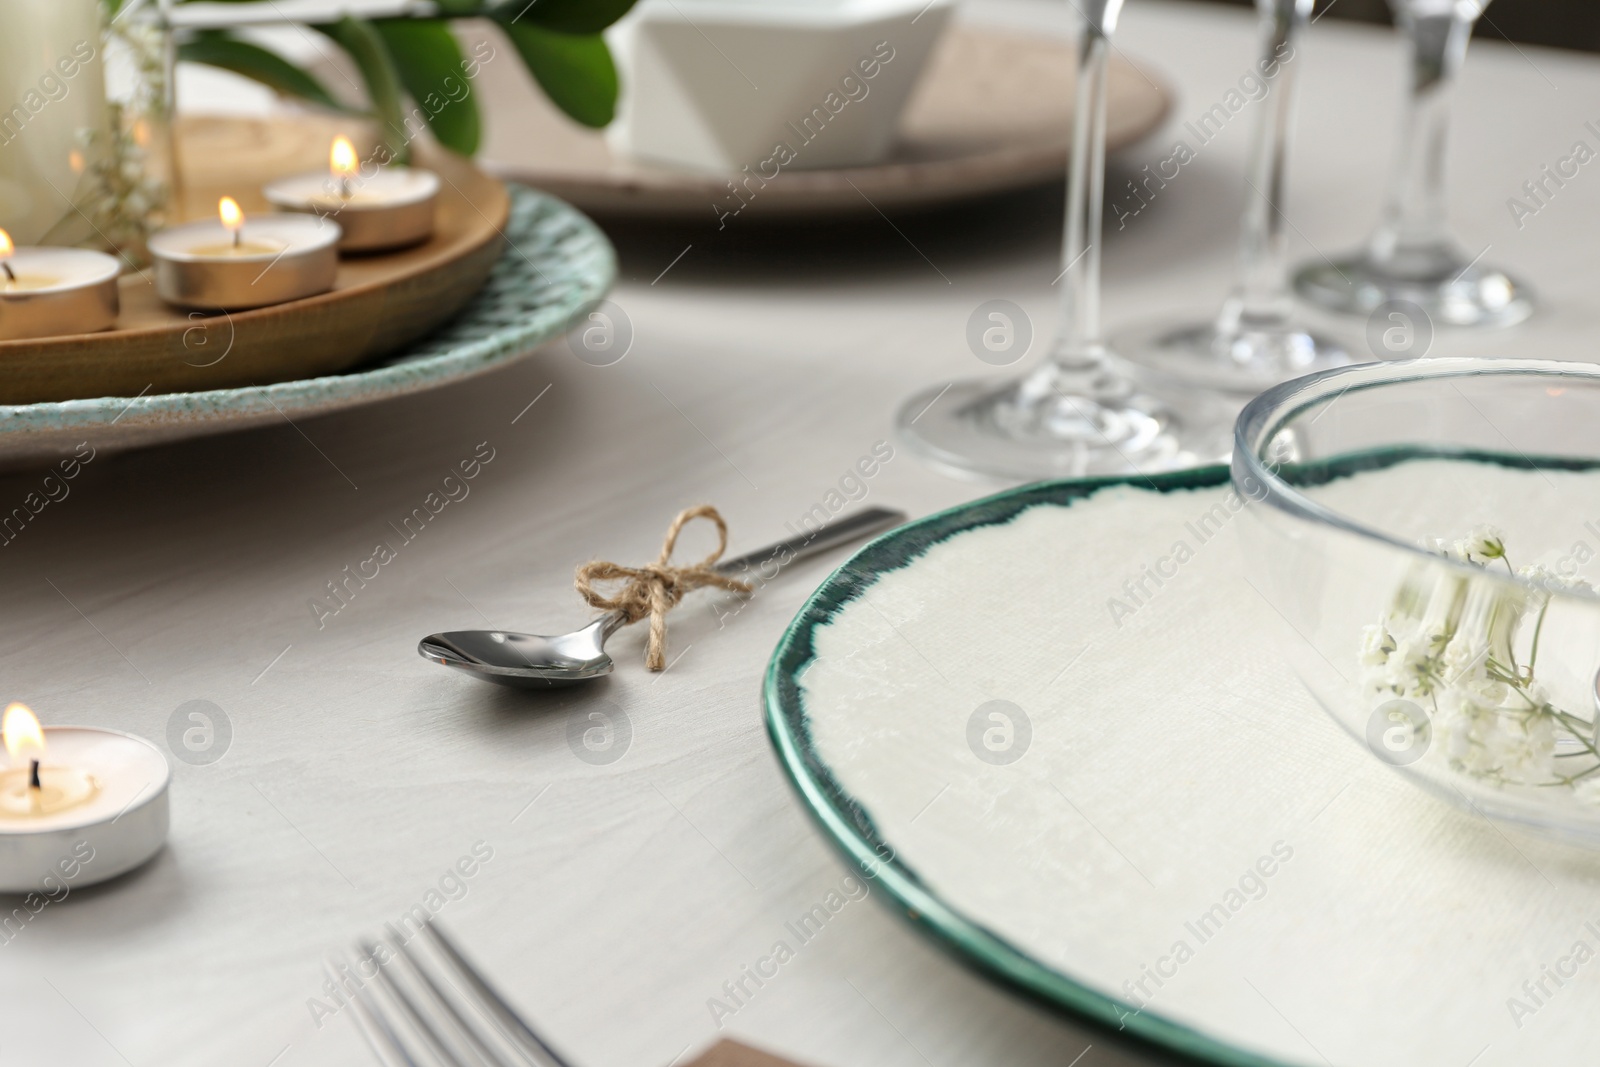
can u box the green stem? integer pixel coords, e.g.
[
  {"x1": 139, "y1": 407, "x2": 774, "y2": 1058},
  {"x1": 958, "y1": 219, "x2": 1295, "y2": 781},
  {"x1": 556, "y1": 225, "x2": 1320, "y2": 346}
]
[{"x1": 1527, "y1": 598, "x2": 1549, "y2": 676}]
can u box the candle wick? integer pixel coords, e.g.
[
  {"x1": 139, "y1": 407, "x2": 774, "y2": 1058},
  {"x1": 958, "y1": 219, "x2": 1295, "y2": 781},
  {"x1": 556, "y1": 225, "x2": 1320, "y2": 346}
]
[
  {"x1": 1, "y1": 261, "x2": 14, "y2": 284},
  {"x1": 28, "y1": 758, "x2": 40, "y2": 790},
  {"x1": 232, "y1": 227, "x2": 241, "y2": 249},
  {"x1": 339, "y1": 175, "x2": 352, "y2": 200}
]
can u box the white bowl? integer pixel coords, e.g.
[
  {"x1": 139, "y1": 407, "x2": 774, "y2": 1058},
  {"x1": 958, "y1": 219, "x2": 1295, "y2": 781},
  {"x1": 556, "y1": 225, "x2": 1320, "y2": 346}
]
[{"x1": 611, "y1": 0, "x2": 953, "y2": 174}]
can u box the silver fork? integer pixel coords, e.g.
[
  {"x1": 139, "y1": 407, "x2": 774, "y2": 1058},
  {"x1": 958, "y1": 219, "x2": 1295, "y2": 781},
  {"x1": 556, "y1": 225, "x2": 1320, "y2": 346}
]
[{"x1": 335, "y1": 919, "x2": 574, "y2": 1067}]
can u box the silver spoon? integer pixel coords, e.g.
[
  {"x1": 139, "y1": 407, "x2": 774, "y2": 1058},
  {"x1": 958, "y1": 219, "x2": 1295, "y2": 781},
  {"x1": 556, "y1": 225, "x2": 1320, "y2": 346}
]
[{"x1": 419, "y1": 506, "x2": 906, "y2": 689}]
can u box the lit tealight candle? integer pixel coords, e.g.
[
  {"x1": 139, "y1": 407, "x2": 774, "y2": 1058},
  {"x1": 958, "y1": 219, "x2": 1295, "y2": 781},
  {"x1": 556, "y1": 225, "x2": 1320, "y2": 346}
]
[
  {"x1": 0, "y1": 703, "x2": 170, "y2": 893},
  {"x1": 263, "y1": 136, "x2": 440, "y2": 253},
  {"x1": 149, "y1": 197, "x2": 341, "y2": 310},
  {"x1": 0, "y1": 228, "x2": 121, "y2": 341},
  {"x1": 0, "y1": 702, "x2": 98, "y2": 816}
]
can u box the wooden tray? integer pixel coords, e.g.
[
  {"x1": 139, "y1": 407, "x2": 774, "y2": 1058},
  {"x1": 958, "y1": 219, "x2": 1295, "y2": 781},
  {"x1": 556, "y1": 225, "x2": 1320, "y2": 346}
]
[
  {"x1": 0, "y1": 115, "x2": 508, "y2": 405},
  {"x1": 0, "y1": 186, "x2": 613, "y2": 471},
  {"x1": 472, "y1": 24, "x2": 1172, "y2": 219}
]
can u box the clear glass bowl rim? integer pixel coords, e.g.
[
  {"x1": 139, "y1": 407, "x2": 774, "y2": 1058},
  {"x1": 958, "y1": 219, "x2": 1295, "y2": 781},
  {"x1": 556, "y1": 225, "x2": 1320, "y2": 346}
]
[{"x1": 1231, "y1": 356, "x2": 1600, "y2": 605}]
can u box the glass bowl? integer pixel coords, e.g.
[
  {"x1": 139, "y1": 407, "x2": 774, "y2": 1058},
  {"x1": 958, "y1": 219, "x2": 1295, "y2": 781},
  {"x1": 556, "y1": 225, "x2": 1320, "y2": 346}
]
[{"x1": 1234, "y1": 358, "x2": 1600, "y2": 845}]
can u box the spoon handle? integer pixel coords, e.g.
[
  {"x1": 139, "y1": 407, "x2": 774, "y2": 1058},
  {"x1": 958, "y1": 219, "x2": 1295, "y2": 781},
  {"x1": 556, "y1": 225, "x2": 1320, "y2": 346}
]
[
  {"x1": 715, "y1": 506, "x2": 908, "y2": 577},
  {"x1": 597, "y1": 507, "x2": 907, "y2": 638}
]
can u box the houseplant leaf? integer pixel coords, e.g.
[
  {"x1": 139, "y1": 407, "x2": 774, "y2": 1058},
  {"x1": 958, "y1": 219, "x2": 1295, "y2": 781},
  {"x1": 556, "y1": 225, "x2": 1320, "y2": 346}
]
[
  {"x1": 492, "y1": 21, "x2": 617, "y2": 128},
  {"x1": 178, "y1": 31, "x2": 350, "y2": 113},
  {"x1": 316, "y1": 16, "x2": 411, "y2": 161},
  {"x1": 489, "y1": 0, "x2": 638, "y2": 35},
  {"x1": 373, "y1": 19, "x2": 482, "y2": 156}
]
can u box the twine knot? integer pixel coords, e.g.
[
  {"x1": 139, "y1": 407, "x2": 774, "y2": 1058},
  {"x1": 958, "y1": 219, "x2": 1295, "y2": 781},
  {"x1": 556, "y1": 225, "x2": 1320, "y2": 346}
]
[{"x1": 575, "y1": 505, "x2": 752, "y2": 670}]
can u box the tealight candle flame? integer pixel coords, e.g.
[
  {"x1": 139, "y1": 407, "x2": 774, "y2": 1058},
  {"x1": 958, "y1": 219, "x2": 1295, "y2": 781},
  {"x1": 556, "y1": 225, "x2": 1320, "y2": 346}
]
[
  {"x1": 219, "y1": 196, "x2": 244, "y2": 248},
  {"x1": 331, "y1": 136, "x2": 358, "y2": 199},
  {"x1": 3, "y1": 703, "x2": 44, "y2": 764},
  {"x1": 0, "y1": 702, "x2": 98, "y2": 817},
  {"x1": 331, "y1": 136, "x2": 358, "y2": 178}
]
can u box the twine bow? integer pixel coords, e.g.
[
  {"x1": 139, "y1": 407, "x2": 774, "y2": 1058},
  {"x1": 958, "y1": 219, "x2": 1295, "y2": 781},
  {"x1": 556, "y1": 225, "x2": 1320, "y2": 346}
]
[{"x1": 575, "y1": 505, "x2": 753, "y2": 670}]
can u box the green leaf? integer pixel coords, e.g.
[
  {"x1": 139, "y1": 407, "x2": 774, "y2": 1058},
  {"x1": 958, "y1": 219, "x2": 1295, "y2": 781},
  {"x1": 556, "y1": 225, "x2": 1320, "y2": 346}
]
[
  {"x1": 490, "y1": 0, "x2": 638, "y2": 37},
  {"x1": 493, "y1": 22, "x2": 617, "y2": 128},
  {"x1": 372, "y1": 19, "x2": 481, "y2": 156},
  {"x1": 316, "y1": 16, "x2": 411, "y2": 162},
  {"x1": 178, "y1": 32, "x2": 349, "y2": 113}
]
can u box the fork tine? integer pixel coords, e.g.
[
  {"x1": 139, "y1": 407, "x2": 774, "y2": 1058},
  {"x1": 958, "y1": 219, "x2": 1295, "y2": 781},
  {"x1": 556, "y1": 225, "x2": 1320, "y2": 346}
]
[
  {"x1": 382, "y1": 924, "x2": 517, "y2": 1067},
  {"x1": 336, "y1": 956, "x2": 426, "y2": 1067},
  {"x1": 421, "y1": 920, "x2": 575, "y2": 1067},
  {"x1": 359, "y1": 937, "x2": 474, "y2": 1067}
]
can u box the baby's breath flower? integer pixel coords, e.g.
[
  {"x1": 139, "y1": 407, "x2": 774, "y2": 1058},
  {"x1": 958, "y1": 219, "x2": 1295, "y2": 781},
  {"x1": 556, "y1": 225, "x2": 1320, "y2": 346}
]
[
  {"x1": 1421, "y1": 536, "x2": 1469, "y2": 562},
  {"x1": 1459, "y1": 525, "x2": 1506, "y2": 563},
  {"x1": 1518, "y1": 562, "x2": 1595, "y2": 595},
  {"x1": 1360, "y1": 624, "x2": 1393, "y2": 668},
  {"x1": 1493, "y1": 711, "x2": 1557, "y2": 777},
  {"x1": 1384, "y1": 636, "x2": 1436, "y2": 698},
  {"x1": 1362, "y1": 530, "x2": 1599, "y2": 794},
  {"x1": 1441, "y1": 633, "x2": 1484, "y2": 678}
]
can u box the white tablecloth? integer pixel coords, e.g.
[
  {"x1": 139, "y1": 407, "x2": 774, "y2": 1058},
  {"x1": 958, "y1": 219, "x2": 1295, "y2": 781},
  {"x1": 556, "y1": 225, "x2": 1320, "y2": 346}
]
[{"x1": 6, "y1": 2, "x2": 1598, "y2": 1065}]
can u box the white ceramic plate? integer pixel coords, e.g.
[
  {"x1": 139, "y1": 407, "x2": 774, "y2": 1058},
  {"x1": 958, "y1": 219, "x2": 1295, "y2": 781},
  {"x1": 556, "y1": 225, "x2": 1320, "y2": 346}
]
[
  {"x1": 0, "y1": 187, "x2": 614, "y2": 470},
  {"x1": 766, "y1": 466, "x2": 1600, "y2": 1067}
]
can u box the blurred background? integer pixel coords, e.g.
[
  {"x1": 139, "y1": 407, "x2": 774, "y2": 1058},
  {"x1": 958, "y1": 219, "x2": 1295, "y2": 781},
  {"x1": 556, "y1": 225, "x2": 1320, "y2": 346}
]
[{"x1": 1207, "y1": 0, "x2": 1600, "y2": 52}]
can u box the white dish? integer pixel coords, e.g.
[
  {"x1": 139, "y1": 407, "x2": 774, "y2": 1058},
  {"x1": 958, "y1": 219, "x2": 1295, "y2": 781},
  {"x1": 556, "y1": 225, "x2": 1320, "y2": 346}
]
[
  {"x1": 475, "y1": 25, "x2": 1173, "y2": 220},
  {"x1": 766, "y1": 466, "x2": 1600, "y2": 1067},
  {"x1": 611, "y1": 0, "x2": 952, "y2": 172}
]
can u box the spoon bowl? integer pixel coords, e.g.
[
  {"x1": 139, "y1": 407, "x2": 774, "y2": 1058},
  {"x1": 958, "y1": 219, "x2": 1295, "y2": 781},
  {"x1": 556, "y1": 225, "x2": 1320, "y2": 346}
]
[{"x1": 420, "y1": 619, "x2": 617, "y2": 689}]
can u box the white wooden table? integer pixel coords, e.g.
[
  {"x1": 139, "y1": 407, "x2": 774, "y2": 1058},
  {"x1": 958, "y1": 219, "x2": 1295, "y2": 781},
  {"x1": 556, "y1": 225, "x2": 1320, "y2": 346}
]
[{"x1": 5, "y1": 3, "x2": 1598, "y2": 1065}]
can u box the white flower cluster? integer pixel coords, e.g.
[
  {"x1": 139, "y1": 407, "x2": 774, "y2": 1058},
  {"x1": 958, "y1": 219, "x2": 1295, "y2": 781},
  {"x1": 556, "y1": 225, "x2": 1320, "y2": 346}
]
[
  {"x1": 1360, "y1": 526, "x2": 1600, "y2": 795},
  {"x1": 1419, "y1": 524, "x2": 1505, "y2": 565}
]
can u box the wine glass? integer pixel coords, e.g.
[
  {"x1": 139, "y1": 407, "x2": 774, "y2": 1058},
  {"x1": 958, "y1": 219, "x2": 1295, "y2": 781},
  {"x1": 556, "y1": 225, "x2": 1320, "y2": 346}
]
[
  {"x1": 1113, "y1": 0, "x2": 1353, "y2": 394},
  {"x1": 895, "y1": 0, "x2": 1229, "y2": 481},
  {"x1": 1293, "y1": 0, "x2": 1532, "y2": 327}
]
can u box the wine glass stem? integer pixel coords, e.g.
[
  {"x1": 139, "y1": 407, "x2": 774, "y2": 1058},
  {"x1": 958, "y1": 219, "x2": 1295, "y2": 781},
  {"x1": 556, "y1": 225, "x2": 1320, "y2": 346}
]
[
  {"x1": 1373, "y1": 8, "x2": 1475, "y2": 259},
  {"x1": 1053, "y1": 24, "x2": 1112, "y2": 370},
  {"x1": 1223, "y1": 0, "x2": 1309, "y2": 330}
]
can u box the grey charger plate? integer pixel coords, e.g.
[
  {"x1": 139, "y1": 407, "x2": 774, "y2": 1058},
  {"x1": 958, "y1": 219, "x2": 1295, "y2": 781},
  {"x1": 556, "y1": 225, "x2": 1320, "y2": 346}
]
[{"x1": 0, "y1": 186, "x2": 614, "y2": 470}]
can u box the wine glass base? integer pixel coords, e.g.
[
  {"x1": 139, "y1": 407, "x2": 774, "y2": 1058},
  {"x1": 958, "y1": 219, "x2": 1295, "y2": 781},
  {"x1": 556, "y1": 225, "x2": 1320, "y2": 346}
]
[
  {"x1": 1294, "y1": 253, "x2": 1534, "y2": 328},
  {"x1": 895, "y1": 375, "x2": 1233, "y2": 482},
  {"x1": 1112, "y1": 317, "x2": 1356, "y2": 395}
]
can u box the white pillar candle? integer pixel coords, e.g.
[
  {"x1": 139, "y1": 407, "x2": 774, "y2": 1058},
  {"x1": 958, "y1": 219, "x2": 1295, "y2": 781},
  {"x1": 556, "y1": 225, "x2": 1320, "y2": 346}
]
[
  {"x1": 0, "y1": 704, "x2": 170, "y2": 894},
  {"x1": 149, "y1": 197, "x2": 341, "y2": 310},
  {"x1": 263, "y1": 136, "x2": 439, "y2": 253},
  {"x1": 0, "y1": 227, "x2": 120, "y2": 339},
  {"x1": 0, "y1": 0, "x2": 109, "y2": 246}
]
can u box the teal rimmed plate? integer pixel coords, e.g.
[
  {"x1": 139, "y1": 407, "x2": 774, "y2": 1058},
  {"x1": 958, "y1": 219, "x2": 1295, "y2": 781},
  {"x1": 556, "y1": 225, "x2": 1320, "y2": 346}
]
[
  {"x1": 764, "y1": 465, "x2": 1600, "y2": 1067},
  {"x1": 0, "y1": 185, "x2": 613, "y2": 469}
]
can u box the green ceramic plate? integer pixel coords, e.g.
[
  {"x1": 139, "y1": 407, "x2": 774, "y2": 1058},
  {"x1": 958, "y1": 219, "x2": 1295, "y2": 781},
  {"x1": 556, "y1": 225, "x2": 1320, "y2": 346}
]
[{"x1": 0, "y1": 185, "x2": 613, "y2": 469}]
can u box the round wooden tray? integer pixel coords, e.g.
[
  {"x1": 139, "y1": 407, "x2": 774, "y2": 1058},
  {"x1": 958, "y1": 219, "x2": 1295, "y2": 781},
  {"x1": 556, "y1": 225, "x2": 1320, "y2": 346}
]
[
  {"x1": 473, "y1": 24, "x2": 1172, "y2": 219},
  {"x1": 0, "y1": 185, "x2": 613, "y2": 470},
  {"x1": 0, "y1": 116, "x2": 508, "y2": 405}
]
